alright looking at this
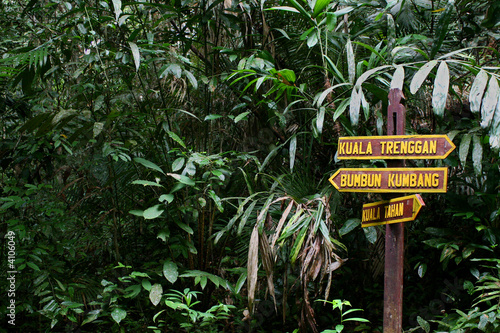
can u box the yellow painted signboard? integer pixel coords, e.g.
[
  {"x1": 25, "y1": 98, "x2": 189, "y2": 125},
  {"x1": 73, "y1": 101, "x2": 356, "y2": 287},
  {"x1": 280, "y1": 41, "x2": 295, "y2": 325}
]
[
  {"x1": 328, "y1": 167, "x2": 448, "y2": 193},
  {"x1": 337, "y1": 135, "x2": 455, "y2": 160},
  {"x1": 362, "y1": 194, "x2": 425, "y2": 227}
]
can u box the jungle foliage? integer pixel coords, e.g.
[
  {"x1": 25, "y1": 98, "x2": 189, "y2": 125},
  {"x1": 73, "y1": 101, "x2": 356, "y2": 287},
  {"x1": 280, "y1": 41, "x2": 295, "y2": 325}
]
[{"x1": 1, "y1": 0, "x2": 500, "y2": 332}]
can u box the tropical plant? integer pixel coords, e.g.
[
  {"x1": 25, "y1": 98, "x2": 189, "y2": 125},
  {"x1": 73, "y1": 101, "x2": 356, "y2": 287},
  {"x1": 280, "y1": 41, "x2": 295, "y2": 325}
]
[{"x1": 317, "y1": 298, "x2": 370, "y2": 333}]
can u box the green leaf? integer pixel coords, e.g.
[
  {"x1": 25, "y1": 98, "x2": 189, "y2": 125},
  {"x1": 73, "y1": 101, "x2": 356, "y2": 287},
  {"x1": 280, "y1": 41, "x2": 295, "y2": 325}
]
[
  {"x1": 237, "y1": 201, "x2": 257, "y2": 235},
  {"x1": 478, "y1": 314, "x2": 489, "y2": 330},
  {"x1": 344, "y1": 317, "x2": 369, "y2": 323},
  {"x1": 167, "y1": 173, "x2": 195, "y2": 186},
  {"x1": 480, "y1": 77, "x2": 499, "y2": 128},
  {"x1": 234, "y1": 111, "x2": 251, "y2": 123},
  {"x1": 159, "y1": 194, "x2": 174, "y2": 203},
  {"x1": 430, "y1": 1, "x2": 453, "y2": 59},
  {"x1": 363, "y1": 227, "x2": 377, "y2": 244},
  {"x1": 317, "y1": 106, "x2": 325, "y2": 134},
  {"x1": 469, "y1": 70, "x2": 488, "y2": 113},
  {"x1": 333, "y1": 98, "x2": 351, "y2": 121},
  {"x1": 278, "y1": 69, "x2": 296, "y2": 83},
  {"x1": 112, "y1": 0, "x2": 122, "y2": 21},
  {"x1": 386, "y1": 14, "x2": 396, "y2": 57},
  {"x1": 472, "y1": 135, "x2": 483, "y2": 175},
  {"x1": 183, "y1": 70, "x2": 198, "y2": 89},
  {"x1": 410, "y1": 60, "x2": 438, "y2": 94},
  {"x1": 208, "y1": 190, "x2": 224, "y2": 212},
  {"x1": 149, "y1": 284, "x2": 163, "y2": 306},
  {"x1": 432, "y1": 61, "x2": 449, "y2": 117},
  {"x1": 289, "y1": 135, "x2": 297, "y2": 171},
  {"x1": 266, "y1": 6, "x2": 300, "y2": 14},
  {"x1": 82, "y1": 310, "x2": 100, "y2": 325},
  {"x1": 355, "y1": 65, "x2": 393, "y2": 87},
  {"x1": 163, "y1": 261, "x2": 178, "y2": 284},
  {"x1": 199, "y1": 276, "x2": 207, "y2": 289},
  {"x1": 349, "y1": 87, "x2": 361, "y2": 125},
  {"x1": 274, "y1": 28, "x2": 290, "y2": 40},
  {"x1": 204, "y1": 114, "x2": 223, "y2": 121},
  {"x1": 235, "y1": 272, "x2": 247, "y2": 294},
  {"x1": 417, "y1": 316, "x2": 430, "y2": 333},
  {"x1": 61, "y1": 301, "x2": 84, "y2": 308},
  {"x1": 131, "y1": 180, "x2": 163, "y2": 187},
  {"x1": 459, "y1": 134, "x2": 471, "y2": 167},
  {"x1": 417, "y1": 263, "x2": 427, "y2": 278},
  {"x1": 134, "y1": 157, "x2": 165, "y2": 175},
  {"x1": 490, "y1": 94, "x2": 500, "y2": 148},
  {"x1": 128, "y1": 42, "x2": 140, "y2": 71},
  {"x1": 111, "y1": 308, "x2": 127, "y2": 324},
  {"x1": 167, "y1": 131, "x2": 186, "y2": 148},
  {"x1": 360, "y1": 89, "x2": 370, "y2": 121},
  {"x1": 27, "y1": 262, "x2": 40, "y2": 271},
  {"x1": 157, "y1": 229, "x2": 169, "y2": 242},
  {"x1": 339, "y1": 218, "x2": 360, "y2": 236},
  {"x1": 163, "y1": 64, "x2": 182, "y2": 78},
  {"x1": 346, "y1": 39, "x2": 355, "y2": 84},
  {"x1": 316, "y1": 83, "x2": 351, "y2": 106},
  {"x1": 259, "y1": 145, "x2": 280, "y2": 172},
  {"x1": 390, "y1": 66, "x2": 404, "y2": 91},
  {"x1": 313, "y1": 0, "x2": 331, "y2": 17},
  {"x1": 287, "y1": 0, "x2": 312, "y2": 21},
  {"x1": 124, "y1": 284, "x2": 141, "y2": 298},
  {"x1": 175, "y1": 221, "x2": 194, "y2": 234},
  {"x1": 142, "y1": 279, "x2": 152, "y2": 291},
  {"x1": 326, "y1": 12, "x2": 337, "y2": 31},
  {"x1": 129, "y1": 210, "x2": 143, "y2": 217},
  {"x1": 172, "y1": 157, "x2": 185, "y2": 172},
  {"x1": 93, "y1": 122, "x2": 104, "y2": 138},
  {"x1": 291, "y1": 225, "x2": 308, "y2": 263},
  {"x1": 184, "y1": 161, "x2": 196, "y2": 176},
  {"x1": 143, "y1": 205, "x2": 164, "y2": 220},
  {"x1": 307, "y1": 30, "x2": 319, "y2": 48}
]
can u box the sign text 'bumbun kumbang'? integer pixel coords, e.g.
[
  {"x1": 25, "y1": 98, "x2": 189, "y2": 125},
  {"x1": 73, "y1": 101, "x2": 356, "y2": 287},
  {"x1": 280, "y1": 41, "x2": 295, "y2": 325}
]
[
  {"x1": 337, "y1": 135, "x2": 455, "y2": 160},
  {"x1": 328, "y1": 167, "x2": 448, "y2": 193},
  {"x1": 362, "y1": 194, "x2": 425, "y2": 227}
]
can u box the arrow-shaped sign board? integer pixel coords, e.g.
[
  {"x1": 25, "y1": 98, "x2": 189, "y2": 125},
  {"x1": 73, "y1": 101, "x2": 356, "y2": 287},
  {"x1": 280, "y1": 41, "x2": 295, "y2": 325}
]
[
  {"x1": 337, "y1": 135, "x2": 455, "y2": 160},
  {"x1": 329, "y1": 167, "x2": 448, "y2": 193},
  {"x1": 362, "y1": 194, "x2": 425, "y2": 227}
]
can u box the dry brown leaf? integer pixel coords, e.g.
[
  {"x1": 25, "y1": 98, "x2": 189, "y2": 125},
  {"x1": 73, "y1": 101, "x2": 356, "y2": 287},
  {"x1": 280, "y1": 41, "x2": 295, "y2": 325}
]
[
  {"x1": 259, "y1": 231, "x2": 277, "y2": 312},
  {"x1": 271, "y1": 200, "x2": 294, "y2": 249}
]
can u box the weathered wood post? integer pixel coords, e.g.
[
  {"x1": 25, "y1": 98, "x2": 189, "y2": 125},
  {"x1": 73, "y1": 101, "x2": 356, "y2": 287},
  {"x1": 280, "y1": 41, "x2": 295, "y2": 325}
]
[{"x1": 384, "y1": 88, "x2": 405, "y2": 332}]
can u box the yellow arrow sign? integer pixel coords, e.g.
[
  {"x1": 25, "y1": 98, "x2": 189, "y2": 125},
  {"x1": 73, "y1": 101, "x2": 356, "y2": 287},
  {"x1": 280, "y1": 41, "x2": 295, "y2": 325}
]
[
  {"x1": 362, "y1": 194, "x2": 425, "y2": 227},
  {"x1": 337, "y1": 135, "x2": 456, "y2": 160},
  {"x1": 329, "y1": 167, "x2": 448, "y2": 193}
]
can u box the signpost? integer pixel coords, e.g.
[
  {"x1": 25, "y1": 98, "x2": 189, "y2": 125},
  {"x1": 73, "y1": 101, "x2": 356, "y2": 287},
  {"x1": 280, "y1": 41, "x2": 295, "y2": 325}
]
[
  {"x1": 328, "y1": 167, "x2": 448, "y2": 193},
  {"x1": 328, "y1": 88, "x2": 455, "y2": 333},
  {"x1": 337, "y1": 135, "x2": 455, "y2": 160},
  {"x1": 361, "y1": 194, "x2": 425, "y2": 227}
]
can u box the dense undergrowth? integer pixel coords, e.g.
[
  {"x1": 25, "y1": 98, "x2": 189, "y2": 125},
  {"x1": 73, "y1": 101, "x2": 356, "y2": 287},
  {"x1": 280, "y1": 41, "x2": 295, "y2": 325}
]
[{"x1": 1, "y1": 0, "x2": 500, "y2": 332}]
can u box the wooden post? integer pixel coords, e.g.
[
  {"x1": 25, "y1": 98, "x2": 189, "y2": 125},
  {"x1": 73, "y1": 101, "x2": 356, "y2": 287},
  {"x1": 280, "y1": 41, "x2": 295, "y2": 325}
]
[{"x1": 384, "y1": 88, "x2": 405, "y2": 332}]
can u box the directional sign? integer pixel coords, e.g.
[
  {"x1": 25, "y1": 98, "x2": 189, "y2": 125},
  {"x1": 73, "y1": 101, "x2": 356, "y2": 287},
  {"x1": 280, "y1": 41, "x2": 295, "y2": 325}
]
[
  {"x1": 362, "y1": 194, "x2": 425, "y2": 227},
  {"x1": 328, "y1": 167, "x2": 448, "y2": 193},
  {"x1": 337, "y1": 135, "x2": 455, "y2": 160}
]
